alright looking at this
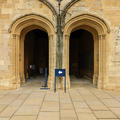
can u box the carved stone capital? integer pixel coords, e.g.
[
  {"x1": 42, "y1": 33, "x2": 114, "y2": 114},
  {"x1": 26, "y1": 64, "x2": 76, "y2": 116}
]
[
  {"x1": 98, "y1": 34, "x2": 106, "y2": 40},
  {"x1": 12, "y1": 34, "x2": 17, "y2": 39},
  {"x1": 95, "y1": 35, "x2": 99, "y2": 40},
  {"x1": 12, "y1": 34, "x2": 20, "y2": 39},
  {"x1": 102, "y1": 34, "x2": 106, "y2": 39},
  {"x1": 49, "y1": 34, "x2": 54, "y2": 40}
]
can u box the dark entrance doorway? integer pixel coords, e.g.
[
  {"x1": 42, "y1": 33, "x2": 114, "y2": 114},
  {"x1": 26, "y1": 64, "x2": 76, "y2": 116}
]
[
  {"x1": 24, "y1": 29, "x2": 49, "y2": 81},
  {"x1": 69, "y1": 29, "x2": 94, "y2": 85}
]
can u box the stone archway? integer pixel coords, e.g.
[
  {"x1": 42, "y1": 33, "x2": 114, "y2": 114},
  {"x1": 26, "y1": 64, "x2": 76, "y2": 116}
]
[
  {"x1": 21, "y1": 28, "x2": 49, "y2": 85},
  {"x1": 63, "y1": 14, "x2": 110, "y2": 89},
  {"x1": 9, "y1": 14, "x2": 56, "y2": 89},
  {"x1": 69, "y1": 29, "x2": 94, "y2": 86}
]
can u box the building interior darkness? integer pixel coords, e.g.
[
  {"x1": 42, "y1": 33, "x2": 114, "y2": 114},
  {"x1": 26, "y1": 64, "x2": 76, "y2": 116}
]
[
  {"x1": 24, "y1": 29, "x2": 49, "y2": 79},
  {"x1": 69, "y1": 29, "x2": 94, "y2": 81}
]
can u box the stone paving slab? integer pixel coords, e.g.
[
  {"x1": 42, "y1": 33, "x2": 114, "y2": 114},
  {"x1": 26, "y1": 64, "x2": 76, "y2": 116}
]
[
  {"x1": 0, "y1": 118, "x2": 10, "y2": 120},
  {"x1": 15, "y1": 106, "x2": 40, "y2": 116},
  {"x1": 61, "y1": 110, "x2": 77, "y2": 120},
  {"x1": 0, "y1": 79, "x2": 120, "y2": 120},
  {"x1": 60, "y1": 103, "x2": 73, "y2": 110},
  {"x1": 0, "y1": 105, "x2": 7, "y2": 113},
  {"x1": 76, "y1": 108, "x2": 92, "y2": 113},
  {"x1": 10, "y1": 116, "x2": 37, "y2": 120},
  {"x1": 41, "y1": 101, "x2": 59, "y2": 112},
  {"x1": 110, "y1": 108, "x2": 120, "y2": 118},
  {"x1": 94, "y1": 111, "x2": 117, "y2": 119},
  {"x1": 0, "y1": 106, "x2": 19, "y2": 117},
  {"x1": 38, "y1": 112, "x2": 59, "y2": 120},
  {"x1": 77, "y1": 113, "x2": 97, "y2": 120},
  {"x1": 99, "y1": 119, "x2": 119, "y2": 120}
]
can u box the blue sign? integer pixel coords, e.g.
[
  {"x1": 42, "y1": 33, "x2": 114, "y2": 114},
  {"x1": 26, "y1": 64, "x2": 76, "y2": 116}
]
[{"x1": 55, "y1": 69, "x2": 66, "y2": 77}]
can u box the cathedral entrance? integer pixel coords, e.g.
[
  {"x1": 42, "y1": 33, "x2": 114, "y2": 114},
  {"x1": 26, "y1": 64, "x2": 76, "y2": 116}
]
[
  {"x1": 24, "y1": 29, "x2": 49, "y2": 84},
  {"x1": 69, "y1": 29, "x2": 94, "y2": 87}
]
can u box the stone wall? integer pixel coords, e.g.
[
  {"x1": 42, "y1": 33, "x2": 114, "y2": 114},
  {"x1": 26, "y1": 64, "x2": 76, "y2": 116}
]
[
  {"x1": 0, "y1": 0, "x2": 120, "y2": 90},
  {"x1": 0, "y1": 0, "x2": 56, "y2": 89}
]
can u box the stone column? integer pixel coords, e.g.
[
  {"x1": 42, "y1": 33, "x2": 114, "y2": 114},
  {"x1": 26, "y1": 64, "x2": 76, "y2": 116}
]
[
  {"x1": 48, "y1": 34, "x2": 56, "y2": 89},
  {"x1": 63, "y1": 34, "x2": 70, "y2": 89},
  {"x1": 98, "y1": 34, "x2": 106, "y2": 89},
  {"x1": 93, "y1": 35, "x2": 99, "y2": 85},
  {"x1": 19, "y1": 35, "x2": 25, "y2": 84},
  {"x1": 12, "y1": 34, "x2": 20, "y2": 88}
]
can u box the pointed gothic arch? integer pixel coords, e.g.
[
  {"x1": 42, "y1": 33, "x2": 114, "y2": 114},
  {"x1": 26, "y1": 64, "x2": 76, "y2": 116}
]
[
  {"x1": 10, "y1": 14, "x2": 56, "y2": 89},
  {"x1": 63, "y1": 14, "x2": 110, "y2": 89}
]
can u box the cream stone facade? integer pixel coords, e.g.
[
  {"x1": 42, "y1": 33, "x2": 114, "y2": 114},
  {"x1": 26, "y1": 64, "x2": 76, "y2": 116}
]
[{"x1": 0, "y1": 0, "x2": 120, "y2": 90}]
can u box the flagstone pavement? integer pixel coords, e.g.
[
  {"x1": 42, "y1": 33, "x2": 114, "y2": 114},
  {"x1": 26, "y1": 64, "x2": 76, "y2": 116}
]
[{"x1": 0, "y1": 77, "x2": 120, "y2": 120}]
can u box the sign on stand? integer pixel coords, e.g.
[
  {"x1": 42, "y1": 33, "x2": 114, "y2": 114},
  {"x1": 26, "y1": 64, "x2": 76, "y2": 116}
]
[{"x1": 55, "y1": 69, "x2": 66, "y2": 93}]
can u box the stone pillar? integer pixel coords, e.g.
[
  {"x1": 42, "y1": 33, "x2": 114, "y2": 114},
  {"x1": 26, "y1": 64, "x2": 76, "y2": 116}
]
[
  {"x1": 12, "y1": 34, "x2": 20, "y2": 88},
  {"x1": 19, "y1": 35, "x2": 25, "y2": 84},
  {"x1": 63, "y1": 34, "x2": 70, "y2": 89},
  {"x1": 48, "y1": 34, "x2": 56, "y2": 89},
  {"x1": 98, "y1": 34, "x2": 106, "y2": 89},
  {"x1": 93, "y1": 35, "x2": 99, "y2": 85}
]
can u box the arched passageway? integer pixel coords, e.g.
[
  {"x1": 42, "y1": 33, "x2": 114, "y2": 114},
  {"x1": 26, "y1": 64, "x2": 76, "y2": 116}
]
[
  {"x1": 24, "y1": 29, "x2": 49, "y2": 82},
  {"x1": 63, "y1": 14, "x2": 110, "y2": 89},
  {"x1": 69, "y1": 29, "x2": 94, "y2": 86},
  {"x1": 10, "y1": 14, "x2": 56, "y2": 89}
]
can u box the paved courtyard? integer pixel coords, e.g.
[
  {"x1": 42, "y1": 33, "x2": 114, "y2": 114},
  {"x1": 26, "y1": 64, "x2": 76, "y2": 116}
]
[{"x1": 0, "y1": 77, "x2": 120, "y2": 120}]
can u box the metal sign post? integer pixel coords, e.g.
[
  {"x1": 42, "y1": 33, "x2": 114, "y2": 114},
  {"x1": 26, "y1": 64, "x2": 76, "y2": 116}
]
[
  {"x1": 44, "y1": 68, "x2": 48, "y2": 87},
  {"x1": 55, "y1": 69, "x2": 66, "y2": 93},
  {"x1": 40, "y1": 68, "x2": 50, "y2": 90}
]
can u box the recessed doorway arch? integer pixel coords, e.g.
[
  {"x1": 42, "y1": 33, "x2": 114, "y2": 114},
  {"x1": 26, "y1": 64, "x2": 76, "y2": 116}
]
[
  {"x1": 10, "y1": 14, "x2": 56, "y2": 89},
  {"x1": 63, "y1": 14, "x2": 110, "y2": 89},
  {"x1": 22, "y1": 28, "x2": 49, "y2": 85},
  {"x1": 69, "y1": 29, "x2": 94, "y2": 87}
]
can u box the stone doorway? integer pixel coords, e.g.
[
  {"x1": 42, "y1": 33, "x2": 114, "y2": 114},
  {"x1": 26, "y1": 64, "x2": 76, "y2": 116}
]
[
  {"x1": 69, "y1": 29, "x2": 94, "y2": 87},
  {"x1": 24, "y1": 29, "x2": 49, "y2": 83},
  {"x1": 63, "y1": 14, "x2": 110, "y2": 89},
  {"x1": 10, "y1": 14, "x2": 56, "y2": 89}
]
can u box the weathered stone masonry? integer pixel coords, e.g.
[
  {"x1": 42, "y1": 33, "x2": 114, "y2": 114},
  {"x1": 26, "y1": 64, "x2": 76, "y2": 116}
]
[{"x1": 0, "y1": 0, "x2": 120, "y2": 90}]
